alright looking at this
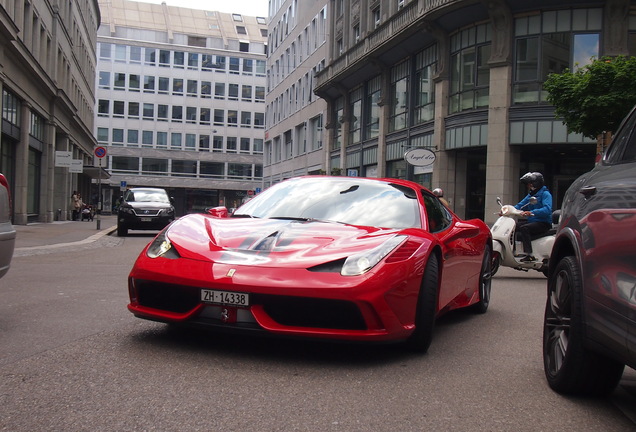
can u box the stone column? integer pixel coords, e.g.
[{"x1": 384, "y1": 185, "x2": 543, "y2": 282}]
[{"x1": 13, "y1": 102, "x2": 31, "y2": 225}]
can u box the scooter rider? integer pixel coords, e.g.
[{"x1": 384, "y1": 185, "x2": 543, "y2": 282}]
[{"x1": 514, "y1": 172, "x2": 552, "y2": 262}]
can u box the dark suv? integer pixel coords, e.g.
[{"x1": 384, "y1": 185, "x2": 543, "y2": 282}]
[
  {"x1": 544, "y1": 106, "x2": 636, "y2": 396},
  {"x1": 117, "y1": 187, "x2": 175, "y2": 236}
]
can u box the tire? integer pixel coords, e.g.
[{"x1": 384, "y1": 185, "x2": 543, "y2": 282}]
[
  {"x1": 406, "y1": 253, "x2": 439, "y2": 354},
  {"x1": 470, "y1": 247, "x2": 492, "y2": 314},
  {"x1": 543, "y1": 256, "x2": 625, "y2": 396},
  {"x1": 117, "y1": 223, "x2": 128, "y2": 237}
]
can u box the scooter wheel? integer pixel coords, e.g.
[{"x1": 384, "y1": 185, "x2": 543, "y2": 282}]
[{"x1": 491, "y1": 251, "x2": 501, "y2": 276}]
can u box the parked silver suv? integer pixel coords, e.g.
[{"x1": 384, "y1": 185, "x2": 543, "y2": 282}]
[
  {"x1": 544, "y1": 105, "x2": 636, "y2": 396},
  {"x1": 0, "y1": 173, "x2": 16, "y2": 279}
]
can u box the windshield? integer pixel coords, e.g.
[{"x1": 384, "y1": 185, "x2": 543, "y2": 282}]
[
  {"x1": 235, "y1": 178, "x2": 421, "y2": 229},
  {"x1": 124, "y1": 189, "x2": 170, "y2": 203}
]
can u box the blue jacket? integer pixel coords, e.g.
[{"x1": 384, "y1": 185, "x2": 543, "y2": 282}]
[{"x1": 515, "y1": 186, "x2": 552, "y2": 224}]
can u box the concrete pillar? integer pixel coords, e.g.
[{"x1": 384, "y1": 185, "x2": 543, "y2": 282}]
[
  {"x1": 13, "y1": 102, "x2": 31, "y2": 225},
  {"x1": 485, "y1": 64, "x2": 518, "y2": 225}
]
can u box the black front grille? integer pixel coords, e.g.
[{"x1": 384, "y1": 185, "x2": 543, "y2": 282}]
[
  {"x1": 135, "y1": 280, "x2": 199, "y2": 313},
  {"x1": 253, "y1": 294, "x2": 367, "y2": 330},
  {"x1": 133, "y1": 280, "x2": 367, "y2": 330}
]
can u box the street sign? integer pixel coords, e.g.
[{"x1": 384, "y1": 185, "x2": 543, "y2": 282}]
[{"x1": 94, "y1": 146, "x2": 107, "y2": 158}]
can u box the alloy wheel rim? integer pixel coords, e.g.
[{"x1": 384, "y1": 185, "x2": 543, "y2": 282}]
[{"x1": 545, "y1": 269, "x2": 572, "y2": 375}]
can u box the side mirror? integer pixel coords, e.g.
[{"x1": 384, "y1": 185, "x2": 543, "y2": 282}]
[{"x1": 207, "y1": 206, "x2": 229, "y2": 218}]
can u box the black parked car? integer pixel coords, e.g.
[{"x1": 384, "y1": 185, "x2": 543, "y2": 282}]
[
  {"x1": 544, "y1": 106, "x2": 636, "y2": 396},
  {"x1": 117, "y1": 187, "x2": 175, "y2": 237}
]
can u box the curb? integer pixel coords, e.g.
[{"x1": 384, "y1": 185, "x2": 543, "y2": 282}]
[{"x1": 14, "y1": 225, "x2": 117, "y2": 252}]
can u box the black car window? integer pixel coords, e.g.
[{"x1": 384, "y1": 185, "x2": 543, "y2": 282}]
[
  {"x1": 604, "y1": 107, "x2": 636, "y2": 164},
  {"x1": 422, "y1": 192, "x2": 452, "y2": 233}
]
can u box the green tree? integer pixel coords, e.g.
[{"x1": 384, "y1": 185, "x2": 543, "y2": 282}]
[{"x1": 543, "y1": 55, "x2": 636, "y2": 139}]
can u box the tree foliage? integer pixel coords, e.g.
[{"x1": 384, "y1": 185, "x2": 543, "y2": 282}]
[{"x1": 543, "y1": 56, "x2": 636, "y2": 139}]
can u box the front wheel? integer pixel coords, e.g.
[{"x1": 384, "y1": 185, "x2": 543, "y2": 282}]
[
  {"x1": 543, "y1": 256, "x2": 624, "y2": 395},
  {"x1": 470, "y1": 247, "x2": 492, "y2": 314},
  {"x1": 117, "y1": 223, "x2": 128, "y2": 237},
  {"x1": 406, "y1": 253, "x2": 439, "y2": 354}
]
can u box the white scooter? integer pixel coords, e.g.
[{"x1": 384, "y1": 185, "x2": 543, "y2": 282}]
[{"x1": 490, "y1": 197, "x2": 558, "y2": 277}]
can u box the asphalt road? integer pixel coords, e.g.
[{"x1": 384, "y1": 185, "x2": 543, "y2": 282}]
[{"x1": 0, "y1": 233, "x2": 634, "y2": 431}]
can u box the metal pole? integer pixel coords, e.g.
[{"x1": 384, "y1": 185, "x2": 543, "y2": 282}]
[{"x1": 96, "y1": 159, "x2": 102, "y2": 230}]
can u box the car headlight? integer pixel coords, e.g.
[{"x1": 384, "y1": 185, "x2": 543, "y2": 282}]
[
  {"x1": 120, "y1": 206, "x2": 134, "y2": 214},
  {"x1": 146, "y1": 230, "x2": 180, "y2": 259},
  {"x1": 341, "y1": 235, "x2": 407, "y2": 276}
]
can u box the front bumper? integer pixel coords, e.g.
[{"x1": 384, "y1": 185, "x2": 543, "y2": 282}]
[{"x1": 127, "y1": 253, "x2": 421, "y2": 343}]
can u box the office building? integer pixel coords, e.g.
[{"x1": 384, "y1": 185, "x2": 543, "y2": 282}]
[
  {"x1": 0, "y1": 0, "x2": 101, "y2": 223},
  {"x1": 96, "y1": 0, "x2": 268, "y2": 214},
  {"x1": 264, "y1": 0, "x2": 329, "y2": 185},
  {"x1": 313, "y1": 0, "x2": 634, "y2": 222}
]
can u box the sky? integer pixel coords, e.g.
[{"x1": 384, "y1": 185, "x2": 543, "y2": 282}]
[{"x1": 142, "y1": 0, "x2": 269, "y2": 17}]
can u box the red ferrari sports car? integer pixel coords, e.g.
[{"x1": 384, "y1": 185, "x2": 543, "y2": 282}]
[{"x1": 127, "y1": 176, "x2": 493, "y2": 352}]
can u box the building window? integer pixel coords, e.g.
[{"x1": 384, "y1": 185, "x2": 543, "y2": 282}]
[
  {"x1": 349, "y1": 88, "x2": 362, "y2": 144},
  {"x1": 142, "y1": 131, "x2": 153, "y2": 147},
  {"x1": 129, "y1": 74, "x2": 140, "y2": 91},
  {"x1": 112, "y1": 156, "x2": 138, "y2": 172},
  {"x1": 174, "y1": 51, "x2": 185, "y2": 68},
  {"x1": 232, "y1": 14, "x2": 243, "y2": 22},
  {"x1": 449, "y1": 24, "x2": 491, "y2": 114},
  {"x1": 114, "y1": 73, "x2": 126, "y2": 90},
  {"x1": 127, "y1": 130, "x2": 139, "y2": 146},
  {"x1": 372, "y1": 7, "x2": 381, "y2": 29},
  {"x1": 415, "y1": 45, "x2": 436, "y2": 124},
  {"x1": 390, "y1": 61, "x2": 410, "y2": 131},
  {"x1": 142, "y1": 158, "x2": 168, "y2": 175},
  {"x1": 143, "y1": 103, "x2": 154, "y2": 119},
  {"x1": 158, "y1": 77, "x2": 169, "y2": 93},
  {"x1": 513, "y1": 9, "x2": 601, "y2": 104},
  {"x1": 157, "y1": 104, "x2": 168, "y2": 121},
  {"x1": 171, "y1": 133, "x2": 182, "y2": 149},
  {"x1": 97, "y1": 128, "x2": 109, "y2": 143},
  {"x1": 98, "y1": 71, "x2": 110, "y2": 88},
  {"x1": 144, "y1": 48, "x2": 156, "y2": 65},
  {"x1": 173, "y1": 160, "x2": 197, "y2": 176},
  {"x1": 159, "y1": 49, "x2": 170, "y2": 66},
  {"x1": 128, "y1": 102, "x2": 139, "y2": 118},
  {"x1": 365, "y1": 76, "x2": 381, "y2": 139},
  {"x1": 188, "y1": 52, "x2": 199, "y2": 69},
  {"x1": 97, "y1": 99, "x2": 109, "y2": 116},
  {"x1": 213, "y1": 135, "x2": 223, "y2": 152},
  {"x1": 172, "y1": 106, "x2": 183, "y2": 122},
  {"x1": 237, "y1": 26, "x2": 247, "y2": 35},
  {"x1": 144, "y1": 76, "x2": 155, "y2": 92},
  {"x1": 185, "y1": 134, "x2": 196, "y2": 151},
  {"x1": 157, "y1": 132, "x2": 168, "y2": 148},
  {"x1": 113, "y1": 101, "x2": 125, "y2": 117}
]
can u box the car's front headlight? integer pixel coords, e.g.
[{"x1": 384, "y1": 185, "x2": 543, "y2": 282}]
[
  {"x1": 147, "y1": 230, "x2": 180, "y2": 259},
  {"x1": 341, "y1": 235, "x2": 407, "y2": 276}
]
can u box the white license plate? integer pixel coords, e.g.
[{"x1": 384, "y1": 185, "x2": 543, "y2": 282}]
[
  {"x1": 140, "y1": 217, "x2": 152, "y2": 222},
  {"x1": 201, "y1": 289, "x2": 249, "y2": 307}
]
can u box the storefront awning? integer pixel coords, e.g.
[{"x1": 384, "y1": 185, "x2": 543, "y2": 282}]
[{"x1": 82, "y1": 167, "x2": 111, "y2": 179}]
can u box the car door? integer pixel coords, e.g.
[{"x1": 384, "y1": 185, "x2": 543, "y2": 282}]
[
  {"x1": 422, "y1": 192, "x2": 480, "y2": 308},
  {"x1": 575, "y1": 108, "x2": 636, "y2": 361}
]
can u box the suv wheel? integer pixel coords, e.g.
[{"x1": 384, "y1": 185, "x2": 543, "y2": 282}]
[
  {"x1": 543, "y1": 256, "x2": 625, "y2": 395},
  {"x1": 117, "y1": 223, "x2": 128, "y2": 237}
]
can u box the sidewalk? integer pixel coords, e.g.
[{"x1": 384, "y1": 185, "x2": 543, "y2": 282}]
[{"x1": 13, "y1": 215, "x2": 117, "y2": 251}]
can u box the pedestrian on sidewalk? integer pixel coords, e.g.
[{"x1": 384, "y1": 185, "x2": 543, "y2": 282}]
[{"x1": 71, "y1": 191, "x2": 80, "y2": 221}]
